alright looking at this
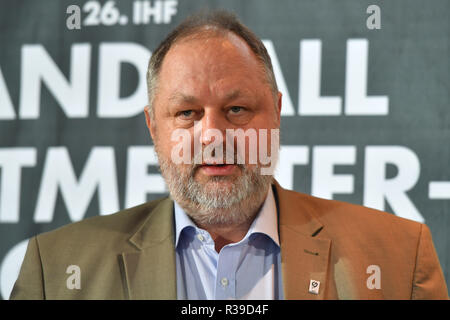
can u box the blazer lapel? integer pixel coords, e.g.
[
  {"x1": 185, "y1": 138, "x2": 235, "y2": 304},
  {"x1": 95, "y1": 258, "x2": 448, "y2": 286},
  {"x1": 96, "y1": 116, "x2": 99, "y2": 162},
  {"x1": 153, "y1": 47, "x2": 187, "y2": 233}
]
[
  {"x1": 119, "y1": 197, "x2": 177, "y2": 299},
  {"x1": 273, "y1": 181, "x2": 332, "y2": 300}
]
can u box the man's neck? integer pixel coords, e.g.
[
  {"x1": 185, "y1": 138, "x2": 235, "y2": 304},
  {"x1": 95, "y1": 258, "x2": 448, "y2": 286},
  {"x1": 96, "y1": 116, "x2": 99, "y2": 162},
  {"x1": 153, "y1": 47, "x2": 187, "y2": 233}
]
[{"x1": 177, "y1": 184, "x2": 272, "y2": 252}]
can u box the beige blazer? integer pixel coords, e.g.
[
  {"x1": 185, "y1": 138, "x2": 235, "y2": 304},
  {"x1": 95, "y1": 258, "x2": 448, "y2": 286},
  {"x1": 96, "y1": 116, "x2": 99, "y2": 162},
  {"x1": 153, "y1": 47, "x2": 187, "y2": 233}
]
[{"x1": 10, "y1": 181, "x2": 448, "y2": 299}]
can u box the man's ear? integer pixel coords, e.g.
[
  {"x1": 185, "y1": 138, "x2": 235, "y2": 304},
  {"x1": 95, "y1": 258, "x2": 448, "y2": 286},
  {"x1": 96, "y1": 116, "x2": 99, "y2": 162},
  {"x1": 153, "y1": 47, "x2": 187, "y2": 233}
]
[
  {"x1": 276, "y1": 91, "x2": 282, "y2": 126},
  {"x1": 144, "y1": 105, "x2": 155, "y2": 140}
]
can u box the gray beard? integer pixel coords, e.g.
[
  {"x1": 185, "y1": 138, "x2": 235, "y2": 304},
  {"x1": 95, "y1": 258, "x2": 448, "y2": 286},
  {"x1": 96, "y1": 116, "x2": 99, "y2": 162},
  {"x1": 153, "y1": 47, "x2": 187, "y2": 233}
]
[{"x1": 154, "y1": 145, "x2": 274, "y2": 227}]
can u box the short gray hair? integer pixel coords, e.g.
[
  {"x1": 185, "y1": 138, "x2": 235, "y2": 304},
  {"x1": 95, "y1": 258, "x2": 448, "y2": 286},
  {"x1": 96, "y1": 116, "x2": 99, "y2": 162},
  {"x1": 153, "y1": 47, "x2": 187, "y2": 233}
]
[{"x1": 146, "y1": 10, "x2": 278, "y2": 121}]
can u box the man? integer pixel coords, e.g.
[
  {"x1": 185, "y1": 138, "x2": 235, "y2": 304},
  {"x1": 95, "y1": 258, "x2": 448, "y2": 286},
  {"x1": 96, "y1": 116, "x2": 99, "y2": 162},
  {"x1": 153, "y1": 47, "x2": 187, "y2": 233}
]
[{"x1": 11, "y1": 11, "x2": 448, "y2": 300}]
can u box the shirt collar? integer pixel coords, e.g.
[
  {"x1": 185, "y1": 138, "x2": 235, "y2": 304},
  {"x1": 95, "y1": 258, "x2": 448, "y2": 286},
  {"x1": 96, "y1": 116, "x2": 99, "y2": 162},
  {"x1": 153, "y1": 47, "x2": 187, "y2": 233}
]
[
  {"x1": 174, "y1": 187, "x2": 279, "y2": 248},
  {"x1": 246, "y1": 186, "x2": 280, "y2": 246},
  {"x1": 174, "y1": 201, "x2": 197, "y2": 247}
]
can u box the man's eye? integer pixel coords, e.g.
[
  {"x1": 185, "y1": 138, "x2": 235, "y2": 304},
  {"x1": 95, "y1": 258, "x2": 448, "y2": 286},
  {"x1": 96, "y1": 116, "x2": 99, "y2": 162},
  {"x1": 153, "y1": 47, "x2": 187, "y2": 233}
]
[
  {"x1": 230, "y1": 106, "x2": 244, "y2": 114},
  {"x1": 179, "y1": 110, "x2": 193, "y2": 118}
]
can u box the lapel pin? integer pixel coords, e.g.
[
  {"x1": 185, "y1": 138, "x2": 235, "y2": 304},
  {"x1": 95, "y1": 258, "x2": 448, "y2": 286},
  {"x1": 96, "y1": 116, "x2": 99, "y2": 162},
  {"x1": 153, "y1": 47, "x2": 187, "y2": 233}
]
[{"x1": 309, "y1": 279, "x2": 320, "y2": 295}]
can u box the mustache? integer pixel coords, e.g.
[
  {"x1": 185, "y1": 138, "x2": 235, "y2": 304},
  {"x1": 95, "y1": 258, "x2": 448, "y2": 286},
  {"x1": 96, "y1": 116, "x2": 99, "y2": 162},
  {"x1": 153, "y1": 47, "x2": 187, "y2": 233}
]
[
  {"x1": 190, "y1": 148, "x2": 246, "y2": 178},
  {"x1": 191, "y1": 147, "x2": 246, "y2": 166}
]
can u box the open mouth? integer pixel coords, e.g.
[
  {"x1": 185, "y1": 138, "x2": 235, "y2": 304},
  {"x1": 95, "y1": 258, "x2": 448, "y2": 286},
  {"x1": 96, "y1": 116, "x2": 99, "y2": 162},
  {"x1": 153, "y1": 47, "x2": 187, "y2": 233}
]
[
  {"x1": 201, "y1": 160, "x2": 230, "y2": 166},
  {"x1": 198, "y1": 163, "x2": 237, "y2": 176}
]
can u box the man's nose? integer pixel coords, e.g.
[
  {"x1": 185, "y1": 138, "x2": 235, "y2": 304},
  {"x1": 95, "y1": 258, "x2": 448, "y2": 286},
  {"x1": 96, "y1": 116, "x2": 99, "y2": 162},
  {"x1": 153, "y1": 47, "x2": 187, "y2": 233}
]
[{"x1": 199, "y1": 111, "x2": 227, "y2": 145}]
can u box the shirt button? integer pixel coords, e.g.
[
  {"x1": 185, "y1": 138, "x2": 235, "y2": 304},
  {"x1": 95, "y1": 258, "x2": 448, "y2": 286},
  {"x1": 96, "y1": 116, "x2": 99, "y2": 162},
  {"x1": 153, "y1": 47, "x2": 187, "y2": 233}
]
[
  {"x1": 220, "y1": 277, "x2": 229, "y2": 287},
  {"x1": 197, "y1": 234, "x2": 204, "y2": 242}
]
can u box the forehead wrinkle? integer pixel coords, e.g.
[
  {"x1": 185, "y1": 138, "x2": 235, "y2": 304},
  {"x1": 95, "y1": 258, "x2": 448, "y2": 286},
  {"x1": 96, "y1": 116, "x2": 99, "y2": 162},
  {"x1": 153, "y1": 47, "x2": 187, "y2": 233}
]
[
  {"x1": 171, "y1": 32, "x2": 261, "y2": 75},
  {"x1": 171, "y1": 88, "x2": 248, "y2": 107},
  {"x1": 169, "y1": 92, "x2": 199, "y2": 105}
]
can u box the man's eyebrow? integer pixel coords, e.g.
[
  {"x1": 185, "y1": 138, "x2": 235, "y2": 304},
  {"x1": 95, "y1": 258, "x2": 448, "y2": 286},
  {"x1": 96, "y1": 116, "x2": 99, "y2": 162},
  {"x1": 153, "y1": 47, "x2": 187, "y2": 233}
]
[
  {"x1": 168, "y1": 92, "x2": 199, "y2": 104},
  {"x1": 168, "y1": 90, "x2": 243, "y2": 104},
  {"x1": 224, "y1": 90, "x2": 242, "y2": 101}
]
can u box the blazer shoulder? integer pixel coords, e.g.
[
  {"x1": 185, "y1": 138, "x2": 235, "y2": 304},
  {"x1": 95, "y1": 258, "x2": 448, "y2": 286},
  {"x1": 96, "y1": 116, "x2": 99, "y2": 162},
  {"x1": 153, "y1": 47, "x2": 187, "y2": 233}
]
[
  {"x1": 281, "y1": 188, "x2": 422, "y2": 237},
  {"x1": 35, "y1": 196, "x2": 170, "y2": 246}
]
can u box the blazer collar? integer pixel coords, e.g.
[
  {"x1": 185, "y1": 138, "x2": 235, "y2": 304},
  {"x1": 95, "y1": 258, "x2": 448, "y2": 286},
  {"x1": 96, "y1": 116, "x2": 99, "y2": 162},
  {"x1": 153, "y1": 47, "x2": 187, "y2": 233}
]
[
  {"x1": 272, "y1": 180, "x2": 324, "y2": 237},
  {"x1": 272, "y1": 180, "x2": 332, "y2": 300},
  {"x1": 128, "y1": 197, "x2": 175, "y2": 250},
  {"x1": 120, "y1": 197, "x2": 177, "y2": 299}
]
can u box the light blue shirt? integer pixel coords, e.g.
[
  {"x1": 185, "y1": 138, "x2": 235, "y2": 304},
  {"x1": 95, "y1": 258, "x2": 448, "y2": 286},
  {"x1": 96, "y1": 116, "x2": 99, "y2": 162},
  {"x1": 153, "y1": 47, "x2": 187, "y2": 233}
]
[{"x1": 174, "y1": 187, "x2": 284, "y2": 300}]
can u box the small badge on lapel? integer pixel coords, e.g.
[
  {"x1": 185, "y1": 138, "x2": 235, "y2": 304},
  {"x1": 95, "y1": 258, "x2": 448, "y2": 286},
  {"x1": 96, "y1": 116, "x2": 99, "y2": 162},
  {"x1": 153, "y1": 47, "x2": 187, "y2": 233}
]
[{"x1": 309, "y1": 279, "x2": 320, "y2": 295}]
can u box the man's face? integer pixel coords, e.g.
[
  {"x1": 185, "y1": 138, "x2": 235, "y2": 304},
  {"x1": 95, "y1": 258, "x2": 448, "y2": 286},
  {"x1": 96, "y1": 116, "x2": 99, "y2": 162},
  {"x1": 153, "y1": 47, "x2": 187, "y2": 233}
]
[{"x1": 145, "y1": 31, "x2": 281, "y2": 226}]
